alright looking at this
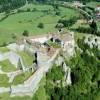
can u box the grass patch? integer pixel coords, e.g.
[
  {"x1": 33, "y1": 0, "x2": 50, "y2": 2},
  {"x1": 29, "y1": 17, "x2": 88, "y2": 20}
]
[
  {"x1": 0, "y1": 74, "x2": 10, "y2": 87},
  {"x1": 0, "y1": 60, "x2": 16, "y2": 72},
  {"x1": 18, "y1": 51, "x2": 34, "y2": 66},
  {"x1": 0, "y1": 93, "x2": 32, "y2": 100},
  {"x1": 0, "y1": 47, "x2": 10, "y2": 53},
  {"x1": 48, "y1": 40, "x2": 61, "y2": 48},
  {"x1": 74, "y1": 32, "x2": 87, "y2": 42},
  {"x1": 12, "y1": 71, "x2": 32, "y2": 85}
]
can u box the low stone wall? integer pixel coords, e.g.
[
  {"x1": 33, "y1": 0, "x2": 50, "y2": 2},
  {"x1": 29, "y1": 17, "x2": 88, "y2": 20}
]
[
  {"x1": 7, "y1": 43, "x2": 25, "y2": 52},
  {"x1": 0, "y1": 51, "x2": 20, "y2": 68},
  {"x1": 0, "y1": 51, "x2": 28, "y2": 71},
  {"x1": 10, "y1": 49, "x2": 60, "y2": 96},
  {"x1": 11, "y1": 67, "x2": 44, "y2": 96},
  {"x1": 0, "y1": 87, "x2": 10, "y2": 93}
]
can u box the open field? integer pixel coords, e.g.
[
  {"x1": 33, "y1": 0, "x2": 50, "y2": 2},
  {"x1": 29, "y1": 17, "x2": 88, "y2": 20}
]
[
  {"x1": 0, "y1": 2, "x2": 99, "y2": 45},
  {"x1": 0, "y1": 60, "x2": 16, "y2": 72},
  {"x1": 0, "y1": 4, "x2": 79, "y2": 45}
]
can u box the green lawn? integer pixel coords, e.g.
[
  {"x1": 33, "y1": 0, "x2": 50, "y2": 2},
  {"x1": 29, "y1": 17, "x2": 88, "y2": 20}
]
[
  {"x1": 18, "y1": 51, "x2": 34, "y2": 66},
  {"x1": 0, "y1": 4, "x2": 79, "y2": 45},
  {"x1": 12, "y1": 71, "x2": 33, "y2": 85},
  {"x1": 0, "y1": 60, "x2": 16, "y2": 72},
  {"x1": 0, "y1": 74, "x2": 10, "y2": 87},
  {"x1": 0, "y1": 47, "x2": 10, "y2": 53},
  {"x1": 0, "y1": 93, "x2": 32, "y2": 100}
]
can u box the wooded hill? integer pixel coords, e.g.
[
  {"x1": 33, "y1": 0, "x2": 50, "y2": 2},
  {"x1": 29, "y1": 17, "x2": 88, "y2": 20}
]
[{"x1": 0, "y1": 0, "x2": 97, "y2": 13}]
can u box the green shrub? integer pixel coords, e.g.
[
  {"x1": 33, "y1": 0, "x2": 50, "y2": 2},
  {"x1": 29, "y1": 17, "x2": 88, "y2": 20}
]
[
  {"x1": 37, "y1": 23, "x2": 44, "y2": 28},
  {"x1": 32, "y1": 8, "x2": 37, "y2": 12},
  {"x1": 55, "y1": 23, "x2": 64, "y2": 29},
  {"x1": 12, "y1": 33, "x2": 17, "y2": 39},
  {"x1": 58, "y1": 17, "x2": 78, "y2": 28},
  {"x1": 2, "y1": 42, "x2": 7, "y2": 47},
  {"x1": 27, "y1": 8, "x2": 31, "y2": 12},
  {"x1": 55, "y1": 11, "x2": 60, "y2": 16},
  {"x1": 17, "y1": 9, "x2": 25, "y2": 13},
  {"x1": 22, "y1": 30, "x2": 29, "y2": 37}
]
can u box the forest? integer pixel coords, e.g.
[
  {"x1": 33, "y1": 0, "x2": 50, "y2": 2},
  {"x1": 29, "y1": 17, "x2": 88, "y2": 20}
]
[
  {"x1": 0, "y1": 0, "x2": 97, "y2": 12},
  {"x1": 45, "y1": 37, "x2": 100, "y2": 100}
]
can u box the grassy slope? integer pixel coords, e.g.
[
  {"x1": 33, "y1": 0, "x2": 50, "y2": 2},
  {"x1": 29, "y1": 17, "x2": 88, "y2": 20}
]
[
  {"x1": 0, "y1": 74, "x2": 10, "y2": 87},
  {"x1": 32, "y1": 77, "x2": 47, "y2": 100},
  {"x1": 18, "y1": 51, "x2": 34, "y2": 66},
  {"x1": 0, "y1": 47, "x2": 10, "y2": 53},
  {"x1": 0, "y1": 4, "x2": 79, "y2": 45},
  {"x1": 0, "y1": 60, "x2": 16, "y2": 72},
  {"x1": 0, "y1": 93, "x2": 31, "y2": 100}
]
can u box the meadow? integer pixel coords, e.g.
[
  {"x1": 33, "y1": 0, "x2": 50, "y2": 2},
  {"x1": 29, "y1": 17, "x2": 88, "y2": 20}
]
[
  {"x1": 0, "y1": 1, "x2": 99, "y2": 100},
  {"x1": 0, "y1": 4, "x2": 79, "y2": 45}
]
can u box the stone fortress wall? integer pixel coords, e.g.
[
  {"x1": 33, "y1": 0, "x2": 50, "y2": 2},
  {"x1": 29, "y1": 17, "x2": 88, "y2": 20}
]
[{"x1": 0, "y1": 32, "x2": 75, "y2": 96}]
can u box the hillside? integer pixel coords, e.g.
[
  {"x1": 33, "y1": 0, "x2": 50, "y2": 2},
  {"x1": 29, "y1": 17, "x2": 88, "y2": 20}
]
[{"x1": 0, "y1": 3, "x2": 80, "y2": 45}]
